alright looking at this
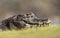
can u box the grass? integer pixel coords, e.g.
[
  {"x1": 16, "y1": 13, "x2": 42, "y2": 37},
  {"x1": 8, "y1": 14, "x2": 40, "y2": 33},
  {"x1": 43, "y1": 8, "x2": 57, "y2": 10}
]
[{"x1": 0, "y1": 25, "x2": 60, "y2": 38}]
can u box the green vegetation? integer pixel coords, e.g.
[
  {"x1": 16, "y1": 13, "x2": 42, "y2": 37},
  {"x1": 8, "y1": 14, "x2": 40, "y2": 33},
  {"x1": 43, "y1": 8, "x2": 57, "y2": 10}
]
[{"x1": 0, "y1": 25, "x2": 60, "y2": 38}]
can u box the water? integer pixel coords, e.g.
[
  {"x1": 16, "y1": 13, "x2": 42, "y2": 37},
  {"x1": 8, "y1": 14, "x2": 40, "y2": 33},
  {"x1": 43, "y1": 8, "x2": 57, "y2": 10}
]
[{"x1": 52, "y1": 21, "x2": 60, "y2": 25}]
